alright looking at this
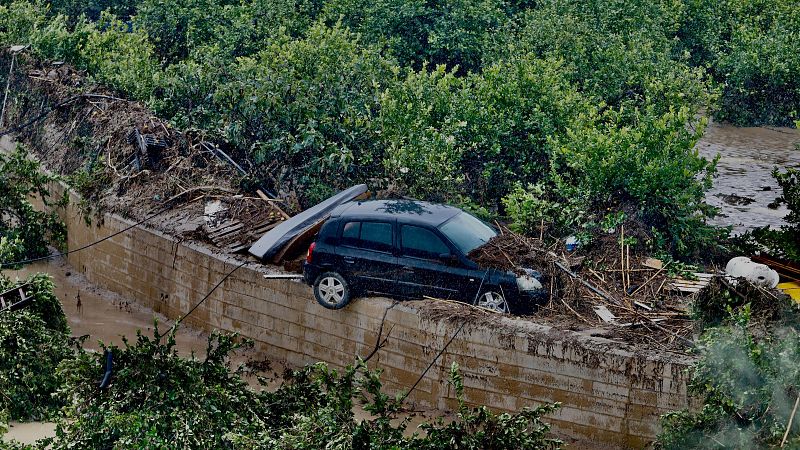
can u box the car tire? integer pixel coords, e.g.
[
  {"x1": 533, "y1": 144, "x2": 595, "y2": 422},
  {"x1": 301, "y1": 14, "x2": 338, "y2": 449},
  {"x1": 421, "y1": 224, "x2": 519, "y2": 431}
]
[
  {"x1": 313, "y1": 272, "x2": 352, "y2": 310},
  {"x1": 475, "y1": 288, "x2": 510, "y2": 314}
]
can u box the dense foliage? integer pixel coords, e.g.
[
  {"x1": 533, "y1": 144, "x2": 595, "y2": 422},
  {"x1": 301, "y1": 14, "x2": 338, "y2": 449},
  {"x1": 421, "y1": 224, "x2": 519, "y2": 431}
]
[
  {"x1": 0, "y1": 146, "x2": 65, "y2": 265},
  {"x1": 0, "y1": 274, "x2": 74, "y2": 423},
  {"x1": 49, "y1": 323, "x2": 561, "y2": 449},
  {"x1": 0, "y1": 0, "x2": 796, "y2": 255},
  {"x1": 658, "y1": 304, "x2": 800, "y2": 449},
  {"x1": 677, "y1": 0, "x2": 800, "y2": 126},
  {"x1": 743, "y1": 168, "x2": 800, "y2": 262}
]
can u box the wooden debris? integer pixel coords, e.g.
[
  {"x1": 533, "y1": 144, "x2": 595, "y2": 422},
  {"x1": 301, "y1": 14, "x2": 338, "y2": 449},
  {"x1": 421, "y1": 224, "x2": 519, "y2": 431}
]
[
  {"x1": 594, "y1": 305, "x2": 617, "y2": 323},
  {"x1": 668, "y1": 273, "x2": 714, "y2": 293},
  {"x1": 643, "y1": 258, "x2": 664, "y2": 270},
  {"x1": 0, "y1": 283, "x2": 32, "y2": 312}
]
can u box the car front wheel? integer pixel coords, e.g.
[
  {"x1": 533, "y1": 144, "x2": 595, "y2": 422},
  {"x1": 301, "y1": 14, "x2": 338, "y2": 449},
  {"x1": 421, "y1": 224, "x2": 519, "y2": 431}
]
[
  {"x1": 476, "y1": 289, "x2": 509, "y2": 313},
  {"x1": 313, "y1": 272, "x2": 352, "y2": 310}
]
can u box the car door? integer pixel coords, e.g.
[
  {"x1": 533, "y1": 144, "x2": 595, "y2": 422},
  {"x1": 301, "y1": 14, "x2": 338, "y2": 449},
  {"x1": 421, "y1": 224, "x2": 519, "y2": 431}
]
[
  {"x1": 396, "y1": 224, "x2": 481, "y2": 300},
  {"x1": 334, "y1": 220, "x2": 398, "y2": 294}
]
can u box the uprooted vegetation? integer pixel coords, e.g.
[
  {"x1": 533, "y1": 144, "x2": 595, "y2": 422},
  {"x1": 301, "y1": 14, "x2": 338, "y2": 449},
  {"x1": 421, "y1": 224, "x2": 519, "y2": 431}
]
[
  {"x1": 2, "y1": 56, "x2": 288, "y2": 244},
  {"x1": 41, "y1": 323, "x2": 561, "y2": 450},
  {"x1": 0, "y1": 146, "x2": 65, "y2": 265},
  {"x1": 0, "y1": 274, "x2": 76, "y2": 424}
]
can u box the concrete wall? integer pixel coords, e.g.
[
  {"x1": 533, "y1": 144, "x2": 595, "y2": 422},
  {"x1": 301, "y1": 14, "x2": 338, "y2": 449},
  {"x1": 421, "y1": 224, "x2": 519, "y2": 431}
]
[{"x1": 52, "y1": 187, "x2": 694, "y2": 449}]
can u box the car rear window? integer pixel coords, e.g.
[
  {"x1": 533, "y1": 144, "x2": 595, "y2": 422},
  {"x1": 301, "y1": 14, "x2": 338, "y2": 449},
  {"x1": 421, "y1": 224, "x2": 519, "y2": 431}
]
[
  {"x1": 400, "y1": 225, "x2": 451, "y2": 260},
  {"x1": 340, "y1": 221, "x2": 393, "y2": 252}
]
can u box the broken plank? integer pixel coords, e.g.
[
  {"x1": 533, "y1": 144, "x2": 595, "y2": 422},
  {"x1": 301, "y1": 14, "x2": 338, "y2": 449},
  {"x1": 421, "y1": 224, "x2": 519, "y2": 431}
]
[
  {"x1": 643, "y1": 258, "x2": 663, "y2": 270},
  {"x1": 593, "y1": 305, "x2": 617, "y2": 323}
]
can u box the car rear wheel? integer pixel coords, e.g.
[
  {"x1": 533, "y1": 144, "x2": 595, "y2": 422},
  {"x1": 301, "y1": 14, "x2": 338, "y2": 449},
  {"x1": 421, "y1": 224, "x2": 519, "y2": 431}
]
[
  {"x1": 476, "y1": 289, "x2": 509, "y2": 313},
  {"x1": 313, "y1": 272, "x2": 352, "y2": 310}
]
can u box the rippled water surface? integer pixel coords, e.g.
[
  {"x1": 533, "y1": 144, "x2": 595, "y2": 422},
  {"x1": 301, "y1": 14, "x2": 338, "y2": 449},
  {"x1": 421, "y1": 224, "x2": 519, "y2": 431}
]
[{"x1": 697, "y1": 120, "x2": 800, "y2": 234}]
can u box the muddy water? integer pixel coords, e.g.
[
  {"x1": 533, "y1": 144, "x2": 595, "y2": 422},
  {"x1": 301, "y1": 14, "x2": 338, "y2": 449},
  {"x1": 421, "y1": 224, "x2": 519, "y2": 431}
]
[
  {"x1": 697, "y1": 120, "x2": 800, "y2": 234},
  {"x1": 6, "y1": 259, "x2": 215, "y2": 354},
  {"x1": 1, "y1": 257, "x2": 275, "y2": 445}
]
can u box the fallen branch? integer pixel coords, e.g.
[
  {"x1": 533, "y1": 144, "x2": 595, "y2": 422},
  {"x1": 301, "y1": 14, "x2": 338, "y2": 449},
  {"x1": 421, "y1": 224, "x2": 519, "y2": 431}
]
[
  {"x1": 630, "y1": 262, "x2": 670, "y2": 296},
  {"x1": 783, "y1": 394, "x2": 800, "y2": 447},
  {"x1": 361, "y1": 302, "x2": 398, "y2": 363},
  {"x1": 554, "y1": 260, "x2": 621, "y2": 306},
  {"x1": 162, "y1": 185, "x2": 237, "y2": 205}
]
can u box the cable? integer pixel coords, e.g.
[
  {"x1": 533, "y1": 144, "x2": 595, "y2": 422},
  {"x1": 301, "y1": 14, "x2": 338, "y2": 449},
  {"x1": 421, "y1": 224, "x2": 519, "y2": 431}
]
[
  {"x1": 401, "y1": 321, "x2": 467, "y2": 403},
  {"x1": 0, "y1": 203, "x2": 173, "y2": 268},
  {"x1": 400, "y1": 269, "x2": 491, "y2": 403},
  {"x1": 171, "y1": 260, "x2": 246, "y2": 330}
]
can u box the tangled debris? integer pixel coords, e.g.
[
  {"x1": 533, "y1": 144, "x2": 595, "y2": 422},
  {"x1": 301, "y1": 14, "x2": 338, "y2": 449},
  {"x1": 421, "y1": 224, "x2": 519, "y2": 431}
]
[{"x1": 7, "y1": 57, "x2": 288, "y2": 253}]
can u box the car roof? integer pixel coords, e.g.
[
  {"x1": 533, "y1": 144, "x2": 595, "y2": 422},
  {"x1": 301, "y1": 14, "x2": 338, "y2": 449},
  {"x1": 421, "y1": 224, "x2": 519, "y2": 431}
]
[{"x1": 330, "y1": 199, "x2": 462, "y2": 227}]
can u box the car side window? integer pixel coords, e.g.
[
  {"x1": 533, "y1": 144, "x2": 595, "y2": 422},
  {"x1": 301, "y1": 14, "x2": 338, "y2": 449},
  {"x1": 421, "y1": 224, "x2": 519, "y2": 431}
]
[
  {"x1": 341, "y1": 221, "x2": 360, "y2": 247},
  {"x1": 360, "y1": 222, "x2": 393, "y2": 252},
  {"x1": 340, "y1": 221, "x2": 393, "y2": 253},
  {"x1": 400, "y1": 225, "x2": 451, "y2": 260}
]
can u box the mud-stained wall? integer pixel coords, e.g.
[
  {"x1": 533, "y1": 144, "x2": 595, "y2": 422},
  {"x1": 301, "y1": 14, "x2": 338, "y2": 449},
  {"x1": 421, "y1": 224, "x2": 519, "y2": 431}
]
[{"x1": 48, "y1": 184, "x2": 693, "y2": 449}]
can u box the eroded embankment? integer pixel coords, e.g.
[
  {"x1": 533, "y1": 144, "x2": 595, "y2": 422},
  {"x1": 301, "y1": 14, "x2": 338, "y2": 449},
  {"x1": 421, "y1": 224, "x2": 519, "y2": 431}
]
[{"x1": 25, "y1": 175, "x2": 693, "y2": 449}]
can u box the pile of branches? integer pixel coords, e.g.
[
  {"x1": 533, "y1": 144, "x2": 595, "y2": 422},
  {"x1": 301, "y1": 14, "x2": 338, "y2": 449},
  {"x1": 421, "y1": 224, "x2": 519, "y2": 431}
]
[{"x1": 467, "y1": 225, "x2": 696, "y2": 352}]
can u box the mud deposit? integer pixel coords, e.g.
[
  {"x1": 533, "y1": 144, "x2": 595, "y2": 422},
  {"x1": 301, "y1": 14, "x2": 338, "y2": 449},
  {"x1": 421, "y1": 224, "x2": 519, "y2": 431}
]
[{"x1": 697, "y1": 120, "x2": 800, "y2": 234}]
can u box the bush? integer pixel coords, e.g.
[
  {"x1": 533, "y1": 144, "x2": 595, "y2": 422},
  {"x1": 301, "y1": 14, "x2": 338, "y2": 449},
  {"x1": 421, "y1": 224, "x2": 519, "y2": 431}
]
[
  {"x1": 658, "y1": 308, "x2": 800, "y2": 449},
  {"x1": 507, "y1": 105, "x2": 725, "y2": 256},
  {"x1": 744, "y1": 168, "x2": 800, "y2": 262},
  {"x1": 676, "y1": 0, "x2": 800, "y2": 126},
  {"x1": 321, "y1": 0, "x2": 506, "y2": 72},
  {"x1": 380, "y1": 55, "x2": 588, "y2": 207},
  {"x1": 51, "y1": 323, "x2": 562, "y2": 449},
  {"x1": 490, "y1": 0, "x2": 711, "y2": 114},
  {"x1": 212, "y1": 22, "x2": 397, "y2": 206},
  {"x1": 0, "y1": 145, "x2": 66, "y2": 265},
  {"x1": 0, "y1": 273, "x2": 74, "y2": 422}
]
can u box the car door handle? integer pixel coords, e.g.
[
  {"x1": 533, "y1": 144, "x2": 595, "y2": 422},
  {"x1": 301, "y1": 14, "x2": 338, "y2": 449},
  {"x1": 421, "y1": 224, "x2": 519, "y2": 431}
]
[
  {"x1": 343, "y1": 257, "x2": 355, "y2": 264},
  {"x1": 401, "y1": 266, "x2": 414, "y2": 273}
]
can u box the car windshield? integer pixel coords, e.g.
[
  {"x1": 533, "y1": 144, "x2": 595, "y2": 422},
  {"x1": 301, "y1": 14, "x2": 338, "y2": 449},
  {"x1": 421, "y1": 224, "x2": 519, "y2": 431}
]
[{"x1": 438, "y1": 212, "x2": 497, "y2": 254}]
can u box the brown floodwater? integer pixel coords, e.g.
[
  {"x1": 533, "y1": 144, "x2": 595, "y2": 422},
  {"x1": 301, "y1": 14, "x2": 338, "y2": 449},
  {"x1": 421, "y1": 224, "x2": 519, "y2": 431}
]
[
  {"x1": 1, "y1": 257, "x2": 276, "y2": 445},
  {"x1": 697, "y1": 120, "x2": 800, "y2": 234}
]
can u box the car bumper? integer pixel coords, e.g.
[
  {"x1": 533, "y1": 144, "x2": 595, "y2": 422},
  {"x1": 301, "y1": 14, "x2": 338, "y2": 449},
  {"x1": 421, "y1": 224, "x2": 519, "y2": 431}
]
[{"x1": 302, "y1": 262, "x2": 320, "y2": 286}]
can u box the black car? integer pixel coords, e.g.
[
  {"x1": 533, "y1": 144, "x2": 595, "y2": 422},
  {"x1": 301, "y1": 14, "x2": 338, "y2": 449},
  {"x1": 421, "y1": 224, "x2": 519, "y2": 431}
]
[{"x1": 302, "y1": 200, "x2": 547, "y2": 314}]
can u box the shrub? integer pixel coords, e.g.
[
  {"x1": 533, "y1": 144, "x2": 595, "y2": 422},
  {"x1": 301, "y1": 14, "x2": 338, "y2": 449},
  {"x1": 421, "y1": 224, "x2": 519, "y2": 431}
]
[
  {"x1": 380, "y1": 55, "x2": 587, "y2": 206},
  {"x1": 0, "y1": 145, "x2": 66, "y2": 265},
  {"x1": 212, "y1": 22, "x2": 397, "y2": 206},
  {"x1": 745, "y1": 168, "x2": 800, "y2": 262},
  {"x1": 322, "y1": 0, "x2": 506, "y2": 72},
  {"x1": 676, "y1": 0, "x2": 800, "y2": 126},
  {"x1": 0, "y1": 273, "x2": 74, "y2": 422},
  {"x1": 547, "y1": 105, "x2": 724, "y2": 255},
  {"x1": 658, "y1": 308, "x2": 800, "y2": 449},
  {"x1": 51, "y1": 323, "x2": 562, "y2": 449}
]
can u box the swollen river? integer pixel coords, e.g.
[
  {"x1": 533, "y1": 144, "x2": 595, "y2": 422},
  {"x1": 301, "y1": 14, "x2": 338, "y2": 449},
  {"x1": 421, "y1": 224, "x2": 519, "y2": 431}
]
[{"x1": 697, "y1": 120, "x2": 800, "y2": 234}]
